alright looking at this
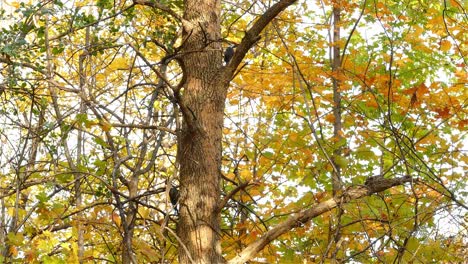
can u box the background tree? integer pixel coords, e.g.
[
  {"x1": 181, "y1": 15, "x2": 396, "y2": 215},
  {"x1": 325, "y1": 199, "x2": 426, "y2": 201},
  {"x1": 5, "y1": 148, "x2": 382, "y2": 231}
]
[{"x1": 0, "y1": 0, "x2": 466, "y2": 263}]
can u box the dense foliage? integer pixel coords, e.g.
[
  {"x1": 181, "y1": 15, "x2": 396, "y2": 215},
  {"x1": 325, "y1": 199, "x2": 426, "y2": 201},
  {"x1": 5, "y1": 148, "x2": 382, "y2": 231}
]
[{"x1": 0, "y1": 0, "x2": 466, "y2": 263}]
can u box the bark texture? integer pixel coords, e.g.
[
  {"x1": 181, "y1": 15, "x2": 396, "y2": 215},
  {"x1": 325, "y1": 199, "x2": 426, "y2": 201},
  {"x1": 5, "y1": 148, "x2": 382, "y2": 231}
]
[
  {"x1": 175, "y1": 0, "x2": 299, "y2": 263},
  {"x1": 177, "y1": 0, "x2": 225, "y2": 263}
]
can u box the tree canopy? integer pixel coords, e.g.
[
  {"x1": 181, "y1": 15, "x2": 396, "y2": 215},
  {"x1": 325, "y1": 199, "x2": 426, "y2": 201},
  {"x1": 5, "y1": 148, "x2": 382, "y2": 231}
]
[{"x1": 0, "y1": 0, "x2": 466, "y2": 263}]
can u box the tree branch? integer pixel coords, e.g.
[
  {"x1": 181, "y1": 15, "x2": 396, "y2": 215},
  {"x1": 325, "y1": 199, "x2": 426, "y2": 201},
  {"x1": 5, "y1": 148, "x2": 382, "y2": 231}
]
[
  {"x1": 110, "y1": 123, "x2": 176, "y2": 134},
  {"x1": 133, "y1": 0, "x2": 182, "y2": 22},
  {"x1": 222, "y1": 0, "x2": 298, "y2": 80},
  {"x1": 227, "y1": 176, "x2": 412, "y2": 264},
  {"x1": 216, "y1": 181, "x2": 251, "y2": 214}
]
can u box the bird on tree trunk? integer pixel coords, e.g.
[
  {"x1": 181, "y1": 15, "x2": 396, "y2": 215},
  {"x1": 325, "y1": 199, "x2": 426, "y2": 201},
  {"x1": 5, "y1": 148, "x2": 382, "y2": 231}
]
[
  {"x1": 169, "y1": 183, "x2": 179, "y2": 214},
  {"x1": 224, "y1": 45, "x2": 236, "y2": 65}
]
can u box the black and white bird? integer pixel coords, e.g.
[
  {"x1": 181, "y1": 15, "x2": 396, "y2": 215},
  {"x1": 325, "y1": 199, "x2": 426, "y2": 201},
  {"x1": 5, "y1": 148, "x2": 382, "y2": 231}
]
[
  {"x1": 169, "y1": 183, "x2": 180, "y2": 214},
  {"x1": 224, "y1": 45, "x2": 236, "y2": 65}
]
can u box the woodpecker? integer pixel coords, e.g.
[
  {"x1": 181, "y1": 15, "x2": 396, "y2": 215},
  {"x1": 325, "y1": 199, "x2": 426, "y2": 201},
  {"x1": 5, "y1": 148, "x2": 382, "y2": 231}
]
[
  {"x1": 224, "y1": 45, "x2": 235, "y2": 65},
  {"x1": 169, "y1": 184, "x2": 179, "y2": 214}
]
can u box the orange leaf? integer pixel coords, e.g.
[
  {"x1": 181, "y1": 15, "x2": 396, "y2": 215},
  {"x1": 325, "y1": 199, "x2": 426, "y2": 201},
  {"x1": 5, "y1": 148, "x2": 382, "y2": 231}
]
[
  {"x1": 457, "y1": 119, "x2": 467, "y2": 129},
  {"x1": 440, "y1": 40, "x2": 451, "y2": 52},
  {"x1": 25, "y1": 250, "x2": 36, "y2": 262},
  {"x1": 403, "y1": 87, "x2": 417, "y2": 95},
  {"x1": 112, "y1": 212, "x2": 121, "y2": 227},
  {"x1": 415, "y1": 83, "x2": 429, "y2": 97},
  {"x1": 325, "y1": 114, "x2": 335, "y2": 123},
  {"x1": 9, "y1": 246, "x2": 18, "y2": 257},
  {"x1": 380, "y1": 212, "x2": 388, "y2": 220},
  {"x1": 435, "y1": 107, "x2": 451, "y2": 119},
  {"x1": 100, "y1": 121, "x2": 112, "y2": 132}
]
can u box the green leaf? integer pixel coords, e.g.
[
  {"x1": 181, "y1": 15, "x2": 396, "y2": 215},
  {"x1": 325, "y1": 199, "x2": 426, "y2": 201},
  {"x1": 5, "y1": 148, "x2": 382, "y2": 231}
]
[
  {"x1": 7, "y1": 232, "x2": 24, "y2": 246},
  {"x1": 56, "y1": 173, "x2": 72, "y2": 183},
  {"x1": 35, "y1": 192, "x2": 49, "y2": 203},
  {"x1": 52, "y1": 46, "x2": 64, "y2": 55},
  {"x1": 334, "y1": 156, "x2": 349, "y2": 167},
  {"x1": 263, "y1": 151, "x2": 274, "y2": 159},
  {"x1": 93, "y1": 137, "x2": 110, "y2": 148}
]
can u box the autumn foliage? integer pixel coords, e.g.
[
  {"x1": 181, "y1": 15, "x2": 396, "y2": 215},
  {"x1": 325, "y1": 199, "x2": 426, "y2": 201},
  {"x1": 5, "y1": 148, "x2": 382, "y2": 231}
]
[{"x1": 0, "y1": 0, "x2": 466, "y2": 263}]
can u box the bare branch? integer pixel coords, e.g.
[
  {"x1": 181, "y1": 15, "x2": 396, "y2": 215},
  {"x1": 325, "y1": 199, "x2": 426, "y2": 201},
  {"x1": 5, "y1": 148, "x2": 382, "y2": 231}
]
[
  {"x1": 164, "y1": 227, "x2": 195, "y2": 264},
  {"x1": 110, "y1": 123, "x2": 176, "y2": 134},
  {"x1": 216, "y1": 181, "x2": 251, "y2": 213}
]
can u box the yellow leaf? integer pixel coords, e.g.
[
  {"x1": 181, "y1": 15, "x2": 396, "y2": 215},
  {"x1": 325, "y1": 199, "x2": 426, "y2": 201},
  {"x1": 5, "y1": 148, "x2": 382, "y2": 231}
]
[
  {"x1": 112, "y1": 212, "x2": 121, "y2": 227},
  {"x1": 7, "y1": 207, "x2": 14, "y2": 216},
  {"x1": 109, "y1": 57, "x2": 128, "y2": 70},
  {"x1": 84, "y1": 120, "x2": 98, "y2": 128},
  {"x1": 248, "y1": 188, "x2": 262, "y2": 197},
  {"x1": 289, "y1": 133, "x2": 298, "y2": 142},
  {"x1": 75, "y1": 0, "x2": 88, "y2": 7},
  {"x1": 225, "y1": 172, "x2": 236, "y2": 180},
  {"x1": 100, "y1": 120, "x2": 112, "y2": 132},
  {"x1": 240, "y1": 170, "x2": 252, "y2": 181},
  {"x1": 413, "y1": 25, "x2": 423, "y2": 37},
  {"x1": 138, "y1": 207, "x2": 149, "y2": 219},
  {"x1": 10, "y1": 1, "x2": 20, "y2": 8},
  {"x1": 440, "y1": 39, "x2": 451, "y2": 52}
]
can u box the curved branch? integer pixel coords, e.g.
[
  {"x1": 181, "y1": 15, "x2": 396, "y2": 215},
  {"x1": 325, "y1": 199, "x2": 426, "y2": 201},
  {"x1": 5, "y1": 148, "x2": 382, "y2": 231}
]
[
  {"x1": 222, "y1": 0, "x2": 298, "y2": 81},
  {"x1": 227, "y1": 176, "x2": 412, "y2": 264},
  {"x1": 216, "y1": 181, "x2": 251, "y2": 213}
]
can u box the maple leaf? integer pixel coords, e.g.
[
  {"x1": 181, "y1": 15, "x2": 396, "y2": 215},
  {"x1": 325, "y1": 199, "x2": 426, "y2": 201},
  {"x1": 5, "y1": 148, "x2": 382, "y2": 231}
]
[{"x1": 435, "y1": 106, "x2": 451, "y2": 119}]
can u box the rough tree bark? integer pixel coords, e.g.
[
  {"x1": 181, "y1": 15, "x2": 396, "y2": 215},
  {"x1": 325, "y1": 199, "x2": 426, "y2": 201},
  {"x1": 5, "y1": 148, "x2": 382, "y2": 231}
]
[
  {"x1": 329, "y1": 4, "x2": 343, "y2": 262},
  {"x1": 175, "y1": 0, "x2": 299, "y2": 263},
  {"x1": 176, "y1": 0, "x2": 225, "y2": 263}
]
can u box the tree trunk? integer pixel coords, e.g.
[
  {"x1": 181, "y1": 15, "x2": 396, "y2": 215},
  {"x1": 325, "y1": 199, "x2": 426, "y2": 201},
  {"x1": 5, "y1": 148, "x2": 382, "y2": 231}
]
[
  {"x1": 331, "y1": 3, "x2": 342, "y2": 194},
  {"x1": 176, "y1": 0, "x2": 226, "y2": 263},
  {"x1": 329, "y1": 4, "x2": 344, "y2": 262}
]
